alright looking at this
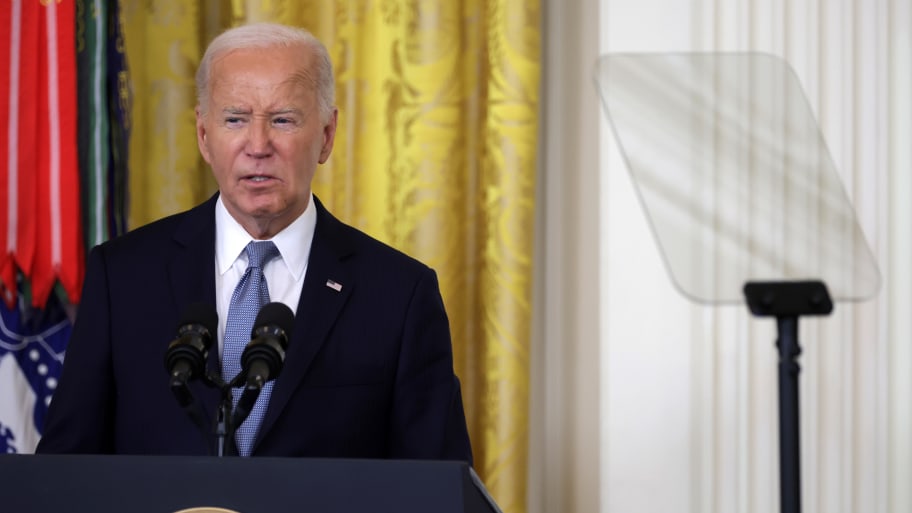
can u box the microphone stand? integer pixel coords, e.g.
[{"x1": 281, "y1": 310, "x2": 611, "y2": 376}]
[
  {"x1": 168, "y1": 376, "x2": 211, "y2": 453},
  {"x1": 214, "y1": 394, "x2": 232, "y2": 457},
  {"x1": 204, "y1": 371, "x2": 238, "y2": 457},
  {"x1": 172, "y1": 367, "x2": 267, "y2": 457},
  {"x1": 230, "y1": 382, "x2": 262, "y2": 430},
  {"x1": 206, "y1": 371, "x2": 264, "y2": 457}
]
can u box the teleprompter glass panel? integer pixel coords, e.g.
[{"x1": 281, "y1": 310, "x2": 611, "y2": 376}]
[{"x1": 595, "y1": 53, "x2": 880, "y2": 304}]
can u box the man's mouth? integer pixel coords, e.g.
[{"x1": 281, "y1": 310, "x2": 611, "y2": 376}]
[{"x1": 243, "y1": 174, "x2": 274, "y2": 183}]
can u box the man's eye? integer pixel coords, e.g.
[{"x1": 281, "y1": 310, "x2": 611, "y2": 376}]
[
  {"x1": 273, "y1": 117, "x2": 294, "y2": 125},
  {"x1": 224, "y1": 117, "x2": 245, "y2": 126}
]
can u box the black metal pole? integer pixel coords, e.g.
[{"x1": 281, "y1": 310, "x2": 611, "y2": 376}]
[
  {"x1": 214, "y1": 396, "x2": 231, "y2": 457},
  {"x1": 744, "y1": 281, "x2": 831, "y2": 513},
  {"x1": 777, "y1": 315, "x2": 801, "y2": 513},
  {"x1": 203, "y1": 372, "x2": 237, "y2": 457}
]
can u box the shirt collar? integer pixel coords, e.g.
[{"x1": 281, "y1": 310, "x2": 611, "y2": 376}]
[{"x1": 215, "y1": 194, "x2": 316, "y2": 280}]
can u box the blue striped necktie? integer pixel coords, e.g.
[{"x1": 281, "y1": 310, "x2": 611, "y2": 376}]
[{"x1": 222, "y1": 240, "x2": 279, "y2": 456}]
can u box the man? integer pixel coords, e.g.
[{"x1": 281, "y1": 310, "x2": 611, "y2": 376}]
[{"x1": 36, "y1": 22, "x2": 472, "y2": 462}]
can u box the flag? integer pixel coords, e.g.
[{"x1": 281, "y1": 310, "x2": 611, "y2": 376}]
[
  {"x1": 0, "y1": 0, "x2": 130, "y2": 454},
  {"x1": 30, "y1": 0, "x2": 82, "y2": 308},
  {"x1": 0, "y1": 0, "x2": 82, "y2": 309},
  {"x1": 78, "y1": 0, "x2": 130, "y2": 252},
  {"x1": 0, "y1": 0, "x2": 40, "y2": 309},
  {"x1": 0, "y1": 280, "x2": 70, "y2": 454}
]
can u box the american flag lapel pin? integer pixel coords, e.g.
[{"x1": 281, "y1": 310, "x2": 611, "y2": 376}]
[{"x1": 325, "y1": 279, "x2": 343, "y2": 292}]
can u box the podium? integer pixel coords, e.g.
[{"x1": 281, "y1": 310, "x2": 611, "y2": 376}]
[{"x1": 0, "y1": 454, "x2": 501, "y2": 513}]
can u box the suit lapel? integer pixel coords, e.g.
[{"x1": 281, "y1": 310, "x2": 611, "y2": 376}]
[
  {"x1": 255, "y1": 197, "x2": 354, "y2": 446},
  {"x1": 166, "y1": 194, "x2": 221, "y2": 424}
]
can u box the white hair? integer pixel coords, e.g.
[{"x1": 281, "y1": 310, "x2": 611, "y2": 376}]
[{"x1": 196, "y1": 23, "x2": 335, "y2": 120}]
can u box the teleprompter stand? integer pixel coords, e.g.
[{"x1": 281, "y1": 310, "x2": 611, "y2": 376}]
[
  {"x1": 743, "y1": 281, "x2": 833, "y2": 513},
  {"x1": 596, "y1": 53, "x2": 881, "y2": 513}
]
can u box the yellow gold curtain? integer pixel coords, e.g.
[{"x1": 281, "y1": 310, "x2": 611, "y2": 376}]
[{"x1": 122, "y1": 2, "x2": 538, "y2": 511}]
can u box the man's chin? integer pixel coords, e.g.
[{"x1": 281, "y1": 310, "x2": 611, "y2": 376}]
[
  {"x1": 238, "y1": 196, "x2": 282, "y2": 216},
  {"x1": 245, "y1": 206, "x2": 283, "y2": 223}
]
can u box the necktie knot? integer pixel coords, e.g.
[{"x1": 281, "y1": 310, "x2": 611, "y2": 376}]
[{"x1": 246, "y1": 240, "x2": 279, "y2": 270}]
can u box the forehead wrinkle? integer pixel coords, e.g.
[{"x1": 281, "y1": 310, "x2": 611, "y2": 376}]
[
  {"x1": 206, "y1": 46, "x2": 318, "y2": 95},
  {"x1": 207, "y1": 54, "x2": 319, "y2": 118},
  {"x1": 213, "y1": 81, "x2": 310, "y2": 113},
  {"x1": 289, "y1": 66, "x2": 318, "y2": 93}
]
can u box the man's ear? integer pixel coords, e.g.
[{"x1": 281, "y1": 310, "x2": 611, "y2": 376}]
[
  {"x1": 318, "y1": 108, "x2": 339, "y2": 164},
  {"x1": 196, "y1": 106, "x2": 211, "y2": 164}
]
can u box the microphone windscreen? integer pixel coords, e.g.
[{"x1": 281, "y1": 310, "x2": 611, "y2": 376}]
[
  {"x1": 179, "y1": 302, "x2": 219, "y2": 336},
  {"x1": 252, "y1": 302, "x2": 295, "y2": 337}
]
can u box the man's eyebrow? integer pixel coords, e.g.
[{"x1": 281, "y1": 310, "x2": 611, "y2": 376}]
[
  {"x1": 269, "y1": 108, "x2": 303, "y2": 116},
  {"x1": 218, "y1": 107, "x2": 303, "y2": 116}
]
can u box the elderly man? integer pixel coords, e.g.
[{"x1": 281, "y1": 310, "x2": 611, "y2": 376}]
[{"x1": 37, "y1": 22, "x2": 472, "y2": 463}]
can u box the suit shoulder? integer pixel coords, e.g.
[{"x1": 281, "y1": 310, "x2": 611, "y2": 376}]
[
  {"x1": 91, "y1": 200, "x2": 213, "y2": 257},
  {"x1": 335, "y1": 221, "x2": 431, "y2": 273}
]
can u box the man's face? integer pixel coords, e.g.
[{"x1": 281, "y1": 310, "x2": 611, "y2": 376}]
[{"x1": 196, "y1": 45, "x2": 337, "y2": 239}]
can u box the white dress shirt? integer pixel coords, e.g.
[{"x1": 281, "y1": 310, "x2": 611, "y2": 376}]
[{"x1": 213, "y1": 194, "x2": 316, "y2": 358}]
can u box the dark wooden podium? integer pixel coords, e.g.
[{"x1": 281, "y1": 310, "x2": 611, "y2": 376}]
[{"x1": 0, "y1": 454, "x2": 501, "y2": 513}]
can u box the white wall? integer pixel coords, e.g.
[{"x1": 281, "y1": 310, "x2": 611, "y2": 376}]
[{"x1": 537, "y1": 1, "x2": 912, "y2": 512}]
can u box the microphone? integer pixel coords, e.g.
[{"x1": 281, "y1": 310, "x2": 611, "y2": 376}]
[
  {"x1": 165, "y1": 302, "x2": 218, "y2": 389},
  {"x1": 231, "y1": 302, "x2": 294, "y2": 428},
  {"x1": 238, "y1": 302, "x2": 295, "y2": 389}
]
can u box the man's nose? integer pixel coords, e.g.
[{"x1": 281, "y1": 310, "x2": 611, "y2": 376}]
[{"x1": 246, "y1": 118, "x2": 272, "y2": 156}]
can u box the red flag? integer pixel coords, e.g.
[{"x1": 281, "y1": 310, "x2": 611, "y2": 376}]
[
  {"x1": 0, "y1": 1, "x2": 40, "y2": 308},
  {"x1": 31, "y1": 0, "x2": 82, "y2": 307},
  {"x1": 0, "y1": 3, "x2": 13, "y2": 306},
  {"x1": 16, "y1": 0, "x2": 40, "y2": 287}
]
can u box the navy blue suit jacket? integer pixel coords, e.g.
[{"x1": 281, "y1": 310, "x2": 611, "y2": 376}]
[{"x1": 37, "y1": 194, "x2": 472, "y2": 463}]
